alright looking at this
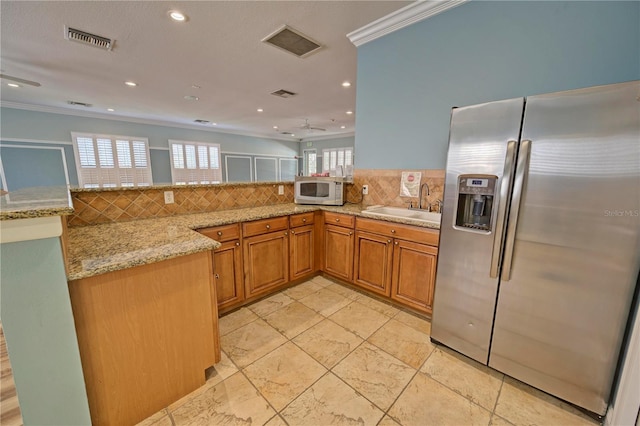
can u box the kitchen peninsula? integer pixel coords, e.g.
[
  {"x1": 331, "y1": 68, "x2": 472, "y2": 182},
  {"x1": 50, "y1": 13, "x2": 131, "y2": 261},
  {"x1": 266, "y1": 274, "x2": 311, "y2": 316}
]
[{"x1": 3, "y1": 183, "x2": 441, "y2": 426}]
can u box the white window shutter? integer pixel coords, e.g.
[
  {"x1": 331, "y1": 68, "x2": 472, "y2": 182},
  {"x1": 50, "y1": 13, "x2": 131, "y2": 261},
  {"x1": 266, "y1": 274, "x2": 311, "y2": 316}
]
[
  {"x1": 169, "y1": 140, "x2": 222, "y2": 184},
  {"x1": 72, "y1": 133, "x2": 153, "y2": 188}
]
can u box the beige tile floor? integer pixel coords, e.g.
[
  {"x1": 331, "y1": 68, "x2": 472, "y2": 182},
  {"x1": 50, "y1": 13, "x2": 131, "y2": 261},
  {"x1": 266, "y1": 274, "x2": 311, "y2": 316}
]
[{"x1": 138, "y1": 276, "x2": 601, "y2": 426}]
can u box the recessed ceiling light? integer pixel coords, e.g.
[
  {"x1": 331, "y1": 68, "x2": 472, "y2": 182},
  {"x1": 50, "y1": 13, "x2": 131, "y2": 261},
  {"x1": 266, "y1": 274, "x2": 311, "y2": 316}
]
[
  {"x1": 273, "y1": 126, "x2": 278, "y2": 129},
  {"x1": 125, "y1": 81, "x2": 137, "y2": 87},
  {"x1": 346, "y1": 110, "x2": 353, "y2": 115},
  {"x1": 211, "y1": 123, "x2": 217, "y2": 126},
  {"x1": 342, "y1": 81, "x2": 351, "y2": 87},
  {"x1": 107, "y1": 108, "x2": 115, "y2": 112},
  {"x1": 291, "y1": 134, "x2": 295, "y2": 137},
  {"x1": 169, "y1": 11, "x2": 187, "y2": 22},
  {"x1": 7, "y1": 83, "x2": 20, "y2": 88},
  {"x1": 257, "y1": 108, "x2": 264, "y2": 112},
  {"x1": 340, "y1": 125, "x2": 346, "y2": 129},
  {"x1": 184, "y1": 95, "x2": 199, "y2": 101}
]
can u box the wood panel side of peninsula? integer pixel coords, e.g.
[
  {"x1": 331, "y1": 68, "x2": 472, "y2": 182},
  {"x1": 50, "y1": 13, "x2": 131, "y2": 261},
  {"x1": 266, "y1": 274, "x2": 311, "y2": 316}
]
[{"x1": 68, "y1": 251, "x2": 219, "y2": 426}]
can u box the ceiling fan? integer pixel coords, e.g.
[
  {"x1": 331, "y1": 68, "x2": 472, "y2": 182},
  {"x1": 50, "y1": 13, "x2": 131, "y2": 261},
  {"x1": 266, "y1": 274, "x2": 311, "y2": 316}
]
[
  {"x1": 301, "y1": 119, "x2": 326, "y2": 132},
  {"x1": 0, "y1": 74, "x2": 41, "y2": 87}
]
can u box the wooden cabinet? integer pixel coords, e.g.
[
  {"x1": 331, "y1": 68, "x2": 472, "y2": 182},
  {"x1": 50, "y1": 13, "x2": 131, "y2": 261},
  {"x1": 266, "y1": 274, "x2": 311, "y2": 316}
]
[
  {"x1": 289, "y1": 213, "x2": 315, "y2": 280},
  {"x1": 391, "y1": 239, "x2": 438, "y2": 315},
  {"x1": 323, "y1": 212, "x2": 355, "y2": 281},
  {"x1": 353, "y1": 230, "x2": 394, "y2": 296},
  {"x1": 199, "y1": 224, "x2": 244, "y2": 313},
  {"x1": 68, "y1": 252, "x2": 219, "y2": 426},
  {"x1": 243, "y1": 217, "x2": 289, "y2": 298},
  {"x1": 354, "y1": 218, "x2": 439, "y2": 315}
]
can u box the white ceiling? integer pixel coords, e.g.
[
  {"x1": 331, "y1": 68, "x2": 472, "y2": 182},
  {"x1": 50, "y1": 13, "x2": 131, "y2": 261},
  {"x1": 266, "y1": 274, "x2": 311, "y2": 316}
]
[{"x1": 0, "y1": 1, "x2": 411, "y2": 141}]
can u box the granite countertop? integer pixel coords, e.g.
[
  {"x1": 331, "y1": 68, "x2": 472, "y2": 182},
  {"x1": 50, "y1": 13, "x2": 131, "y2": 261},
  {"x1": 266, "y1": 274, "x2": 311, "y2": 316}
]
[
  {"x1": 67, "y1": 203, "x2": 440, "y2": 281},
  {"x1": 0, "y1": 186, "x2": 74, "y2": 220}
]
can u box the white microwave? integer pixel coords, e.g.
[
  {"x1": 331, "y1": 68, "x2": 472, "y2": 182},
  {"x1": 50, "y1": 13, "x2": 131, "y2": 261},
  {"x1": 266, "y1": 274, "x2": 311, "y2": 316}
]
[{"x1": 294, "y1": 176, "x2": 346, "y2": 206}]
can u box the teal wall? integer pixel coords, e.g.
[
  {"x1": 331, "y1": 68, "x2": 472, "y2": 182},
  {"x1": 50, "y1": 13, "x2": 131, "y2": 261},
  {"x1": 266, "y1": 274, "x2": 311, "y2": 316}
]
[
  {"x1": 355, "y1": 1, "x2": 640, "y2": 169},
  {"x1": 0, "y1": 107, "x2": 304, "y2": 187},
  {"x1": 0, "y1": 236, "x2": 91, "y2": 425}
]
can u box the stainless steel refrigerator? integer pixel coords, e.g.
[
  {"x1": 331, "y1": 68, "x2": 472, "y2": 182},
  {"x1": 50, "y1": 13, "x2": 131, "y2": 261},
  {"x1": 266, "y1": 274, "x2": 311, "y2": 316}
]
[{"x1": 431, "y1": 80, "x2": 640, "y2": 416}]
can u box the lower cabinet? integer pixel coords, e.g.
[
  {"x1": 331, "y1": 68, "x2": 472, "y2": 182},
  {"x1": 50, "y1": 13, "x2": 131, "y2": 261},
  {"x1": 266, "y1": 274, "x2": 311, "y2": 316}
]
[
  {"x1": 243, "y1": 217, "x2": 290, "y2": 299},
  {"x1": 199, "y1": 224, "x2": 244, "y2": 313},
  {"x1": 353, "y1": 218, "x2": 439, "y2": 315},
  {"x1": 353, "y1": 230, "x2": 393, "y2": 297},
  {"x1": 290, "y1": 224, "x2": 315, "y2": 280},
  {"x1": 391, "y1": 239, "x2": 438, "y2": 315},
  {"x1": 323, "y1": 212, "x2": 355, "y2": 281}
]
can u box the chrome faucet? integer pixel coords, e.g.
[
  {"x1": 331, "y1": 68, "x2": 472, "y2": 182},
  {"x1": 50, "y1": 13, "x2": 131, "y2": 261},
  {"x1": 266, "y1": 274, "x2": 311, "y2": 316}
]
[{"x1": 409, "y1": 182, "x2": 430, "y2": 210}]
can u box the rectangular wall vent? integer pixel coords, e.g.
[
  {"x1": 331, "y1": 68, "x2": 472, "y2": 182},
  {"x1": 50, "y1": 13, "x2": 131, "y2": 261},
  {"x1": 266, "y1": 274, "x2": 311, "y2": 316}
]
[
  {"x1": 271, "y1": 89, "x2": 297, "y2": 98},
  {"x1": 262, "y1": 25, "x2": 322, "y2": 58},
  {"x1": 65, "y1": 26, "x2": 114, "y2": 51}
]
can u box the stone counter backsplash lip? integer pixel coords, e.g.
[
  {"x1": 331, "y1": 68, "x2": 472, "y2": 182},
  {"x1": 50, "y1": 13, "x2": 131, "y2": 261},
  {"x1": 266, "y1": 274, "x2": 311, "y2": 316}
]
[{"x1": 66, "y1": 203, "x2": 440, "y2": 281}]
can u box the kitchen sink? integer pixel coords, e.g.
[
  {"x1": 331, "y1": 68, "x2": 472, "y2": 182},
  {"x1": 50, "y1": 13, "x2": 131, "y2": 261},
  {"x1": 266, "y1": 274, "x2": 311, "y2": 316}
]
[{"x1": 361, "y1": 206, "x2": 442, "y2": 225}]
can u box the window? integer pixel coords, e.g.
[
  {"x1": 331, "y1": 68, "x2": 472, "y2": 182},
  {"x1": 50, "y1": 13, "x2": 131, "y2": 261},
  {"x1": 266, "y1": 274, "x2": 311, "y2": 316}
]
[
  {"x1": 322, "y1": 147, "x2": 353, "y2": 173},
  {"x1": 71, "y1": 133, "x2": 153, "y2": 188},
  {"x1": 303, "y1": 149, "x2": 317, "y2": 176},
  {"x1": 169, "y1": 140, "x2": 222, "y2": 184}
]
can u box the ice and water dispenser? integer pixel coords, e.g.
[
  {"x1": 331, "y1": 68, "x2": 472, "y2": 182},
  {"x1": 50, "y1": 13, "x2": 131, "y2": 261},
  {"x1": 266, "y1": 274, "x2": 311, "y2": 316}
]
[{"x1": 454, "y1": 175, "x2": 497, "y2": 232}]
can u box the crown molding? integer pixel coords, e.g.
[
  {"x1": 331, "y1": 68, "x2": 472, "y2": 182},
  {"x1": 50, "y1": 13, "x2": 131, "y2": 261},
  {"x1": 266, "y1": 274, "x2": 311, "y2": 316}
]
[
  {"x1": 301, "y1": 131, "x2": 355, "y2": 142},
  {"x1": 0, "y1": 101, "x2": 353, "y2": 143},
  {"x1": 347, "y1": 0, "x2": 468, "y2": 47}
]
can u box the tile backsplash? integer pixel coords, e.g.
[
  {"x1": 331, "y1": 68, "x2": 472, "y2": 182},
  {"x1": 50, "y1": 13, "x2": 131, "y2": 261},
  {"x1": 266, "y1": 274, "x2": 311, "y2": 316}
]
[
  {"x1": 68, "y1": 169, "x2": 445, "y2": 227},
  {"x1": 68, "y1": 183, "x2": 294, "y2": 227},
  {"x1": 347, "y1": 169, "x2": 445, "y2": 210}
]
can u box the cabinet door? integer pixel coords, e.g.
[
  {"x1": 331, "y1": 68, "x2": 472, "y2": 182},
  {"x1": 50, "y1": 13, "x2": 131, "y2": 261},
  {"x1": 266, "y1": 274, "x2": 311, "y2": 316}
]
[
  {"x1": 213, "y1": 240, "x2": 244, "y2": 312},
  {"x1": 243, "y1": 231, "x2": 289, "y2": 298},
  {"x1": 391, "y1": 239, "x2": 438, "y2": 315},
  {"x1": 324, "y1": 224, "x2": 354, "y2": 281},
  {"x1": 353, "y1": 230, "x2": 394, "y2": 297},
  {"x1": 290, "y1": 225, "x2": 314, "y2": 280}
]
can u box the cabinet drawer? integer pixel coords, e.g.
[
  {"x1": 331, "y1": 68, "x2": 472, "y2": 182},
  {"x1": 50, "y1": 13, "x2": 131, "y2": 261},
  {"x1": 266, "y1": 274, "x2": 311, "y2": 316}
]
[
  {"x1": 324, "y1": 212, "x2": 355, "y2": 228},
  {"x1": 243, "y1": 216, "x2": 289, "y2": 237},
  {"x1": 290, "y1": 212, "x2": 315, "y2": 228},
  {"x1": 356, "y1": 217, "x2": 439, "y2": 246},
  {"x1": 198, "y1": 223, "x2": 240, "y2": 243}
]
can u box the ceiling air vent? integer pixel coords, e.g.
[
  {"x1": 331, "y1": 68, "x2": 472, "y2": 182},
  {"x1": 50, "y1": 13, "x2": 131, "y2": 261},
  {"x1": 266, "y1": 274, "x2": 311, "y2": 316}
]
[
  {"x1": 194, "y1": 119, "x2": 210, "y2": 124},
  {"x1": 67, "y1": 100, "x2": 92, "y2": 107},
  {"x1": 262, "y1": 25, "x2": 322, "y2": 58},
  {"x1": 271, "y1": 89, "x2": 297, "y2": 98},
  {"x1": 65, "y1": 26, "x2": 114, "y2": 51}
]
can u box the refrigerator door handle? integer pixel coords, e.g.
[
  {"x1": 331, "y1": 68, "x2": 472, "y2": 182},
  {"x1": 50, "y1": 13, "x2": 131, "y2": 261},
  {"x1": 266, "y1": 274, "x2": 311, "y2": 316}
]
[
  {"x1": 490, "y1": 140, "x2": 518, "y2": 278},
  {"x1": 501, "y1": 139, "x2": 531, "y2": 281}
]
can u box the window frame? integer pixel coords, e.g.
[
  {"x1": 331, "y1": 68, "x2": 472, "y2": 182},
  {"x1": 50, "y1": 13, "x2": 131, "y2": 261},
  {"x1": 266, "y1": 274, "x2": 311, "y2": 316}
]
[
  {"x1": 168, "y1": 140, "x2": 222, "y2": 185},
  {"x1": 322, "y1": 147, "x2": 353, "y2": 173},
  {"x1": 71, "y1": 132, "x2": 153, "y2": 188}
]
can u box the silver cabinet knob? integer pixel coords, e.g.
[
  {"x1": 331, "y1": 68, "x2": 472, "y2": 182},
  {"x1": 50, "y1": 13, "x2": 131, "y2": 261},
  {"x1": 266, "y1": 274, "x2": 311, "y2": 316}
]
[
  {"x1": 266, "y1": 224, "x2": 271, "y2": 229},
  {"x1": 302, "y1": 218, "x2": 307, "y2": 222},
  {"x1": 235, "y1": 242, "x2": 240, "y2": 246},
  {"x1": 391, "y1": 229, "x2": 396, "y2": 233},
  {"x1": 284, "y1": 232, "x2": 288, "y2": 236},
  {"x1": 214, "y1": 273, "x2": 220, "y2": 279},
  {"x1": 394, "y1": 241, "x2": 398, "y2": 245},
  {"x1": 349, "y1": 231, "x2": 353, "y2": 235},
  {"x1": 387, "y1": 239, "x2": 392, "y2": 243},
  {"x1": 291, "y1": 230, "x2": 295, "y2": 234},
  {"x1": 335, "y1": 218, "x2": 340, "y2": 222},
  {"x1": 217, "y1": 231, "x2": 222, "y2": 236}
]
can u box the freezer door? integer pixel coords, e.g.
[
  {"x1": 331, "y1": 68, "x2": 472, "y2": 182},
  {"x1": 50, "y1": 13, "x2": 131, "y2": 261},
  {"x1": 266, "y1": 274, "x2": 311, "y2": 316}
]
[
  {"x1": 489, "y1": 81, "x2": 640, "y2": 415},
  {"x1": 431, "y1": 97, "x2": 524, "y2": 363}
]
